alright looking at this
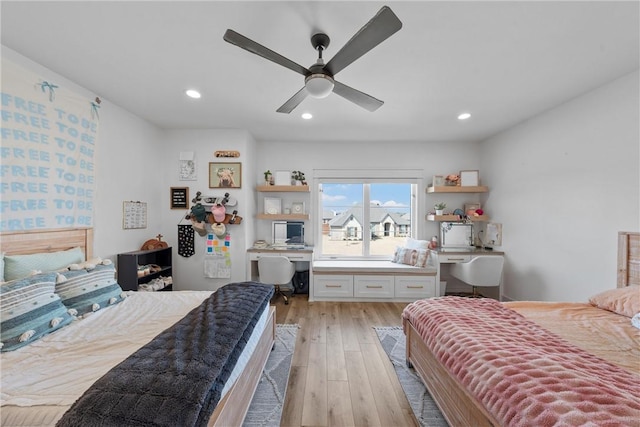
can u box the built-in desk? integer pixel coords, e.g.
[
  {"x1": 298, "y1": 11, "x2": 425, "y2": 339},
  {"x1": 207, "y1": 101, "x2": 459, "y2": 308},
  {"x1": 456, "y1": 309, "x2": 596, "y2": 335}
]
[
  {"x1": 247, "y1": 247, "x2": 314, "y2": 294},
  {"x1": 429, "y1": 248, "x2": 505, "y2": 300}
]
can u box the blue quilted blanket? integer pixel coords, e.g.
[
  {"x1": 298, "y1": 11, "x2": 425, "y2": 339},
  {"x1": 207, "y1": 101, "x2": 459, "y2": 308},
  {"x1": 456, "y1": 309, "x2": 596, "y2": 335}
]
[{"x1": 57, "y1": 282, "x2": 274, "y2": 427}]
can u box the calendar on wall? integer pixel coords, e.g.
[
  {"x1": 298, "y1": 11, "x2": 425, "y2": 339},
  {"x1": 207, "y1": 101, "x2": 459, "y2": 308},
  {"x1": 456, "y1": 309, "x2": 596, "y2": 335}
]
[{"x1": 123, "y1": 201, "x2": 147, "y2": 229}]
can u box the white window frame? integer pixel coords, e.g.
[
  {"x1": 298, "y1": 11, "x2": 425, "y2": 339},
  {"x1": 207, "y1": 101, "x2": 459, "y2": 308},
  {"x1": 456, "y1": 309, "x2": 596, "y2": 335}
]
[{"x1": 314, "y1": 169, "x2": 422, "y2": 260}]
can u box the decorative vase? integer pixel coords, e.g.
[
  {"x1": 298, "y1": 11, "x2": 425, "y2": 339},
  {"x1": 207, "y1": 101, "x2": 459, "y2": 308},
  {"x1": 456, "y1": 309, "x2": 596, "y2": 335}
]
[{"x1": 435, "y1": 209, "x2": 444, "y2": 216}]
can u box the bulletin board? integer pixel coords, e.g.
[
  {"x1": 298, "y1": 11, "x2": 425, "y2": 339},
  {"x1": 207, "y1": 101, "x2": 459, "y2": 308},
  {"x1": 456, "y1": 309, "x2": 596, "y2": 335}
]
[{"x1": 123, "y1": 201, "x2": 148, "y2": 229}]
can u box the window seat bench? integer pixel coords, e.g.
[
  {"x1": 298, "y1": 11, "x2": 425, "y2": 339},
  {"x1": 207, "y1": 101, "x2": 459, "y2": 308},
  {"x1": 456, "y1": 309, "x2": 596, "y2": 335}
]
[{"x1": 311, "y1": 260, "x2": 437, "y2": 302}]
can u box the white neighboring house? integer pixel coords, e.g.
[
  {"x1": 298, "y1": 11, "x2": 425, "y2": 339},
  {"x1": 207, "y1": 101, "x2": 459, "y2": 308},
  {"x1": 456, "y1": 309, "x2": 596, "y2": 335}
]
[{"x1": 328, "y1": 206, "x2": 410, "y2": 241}]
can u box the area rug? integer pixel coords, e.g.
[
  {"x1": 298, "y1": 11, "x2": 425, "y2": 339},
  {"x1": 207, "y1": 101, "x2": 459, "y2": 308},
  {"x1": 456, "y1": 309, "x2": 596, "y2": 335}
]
[
  {"x1": 374, "y1": 326, "x2": 448, "y2": 427},
  {"x1": 243, "y1": 324, "x2": 298, "y2": 427}
]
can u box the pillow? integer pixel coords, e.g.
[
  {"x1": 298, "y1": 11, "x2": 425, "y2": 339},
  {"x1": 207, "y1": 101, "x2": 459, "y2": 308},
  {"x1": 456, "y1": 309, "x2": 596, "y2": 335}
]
[
  {"x1": 392, "y1": 247, "x2": 418, "y2": 266},
  {"x1": 66, "y1": 257, "x2": 113, "y2": 271},
  {"x1": 588, "y1": 286, "x2": 640, "y2": 318},
  {"x1": 3, "y1": 247, "x2": 84, "y2": 282},
  {"x1": 0, "y1": 272, "x2": 74, "y2": 352},
  {"x1": 405, "y1": 238, "x2": 429, "y2": 250},
  {"x1": 415, "y1": 249, "x2": 429, "y2": 268},
  {"x1": 56, "y1": 264, "x2": 125, "y2": 317},
  {"x1": 0, "y1": 252, "x2": 4, "y2": 282},
  {"x1": 632, "y1": 313, "x2": 640, "y2": 330}
]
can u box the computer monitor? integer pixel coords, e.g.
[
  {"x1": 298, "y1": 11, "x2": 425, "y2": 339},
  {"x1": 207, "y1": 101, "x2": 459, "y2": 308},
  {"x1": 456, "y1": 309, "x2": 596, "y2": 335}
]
[{"x1": 272, "y1": 221, "x2": 305, "y2": 247}]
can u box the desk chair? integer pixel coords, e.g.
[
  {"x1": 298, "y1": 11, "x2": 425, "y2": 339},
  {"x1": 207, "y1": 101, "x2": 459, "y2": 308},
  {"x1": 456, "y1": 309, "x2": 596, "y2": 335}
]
[
  {"x1": 450, "y1": 256, "x2": 504, "y2": 298},
  {"x1": 258, "y1": 256, "x2": 296, "y2": 304}
]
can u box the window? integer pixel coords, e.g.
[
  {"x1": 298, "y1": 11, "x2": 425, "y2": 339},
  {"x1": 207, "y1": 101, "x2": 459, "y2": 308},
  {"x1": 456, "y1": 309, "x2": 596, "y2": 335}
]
[{"x1": 318, "y1": 179, "x2": 417, "y2": 259}]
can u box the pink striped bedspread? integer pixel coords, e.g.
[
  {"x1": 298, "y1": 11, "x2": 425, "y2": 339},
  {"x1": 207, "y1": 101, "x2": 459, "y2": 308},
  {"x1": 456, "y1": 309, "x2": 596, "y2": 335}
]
[{"x1": 402, "y1": 297, "x2": 640, "y2": 426}]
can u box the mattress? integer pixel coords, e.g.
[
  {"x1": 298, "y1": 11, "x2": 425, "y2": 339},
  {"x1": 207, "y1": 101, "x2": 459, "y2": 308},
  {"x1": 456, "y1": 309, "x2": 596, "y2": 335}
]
[
  {"x1": 0, "y1": 290, "x2": 269, "y2": 427},
  {"x1": 506, "y1": 301, "x2": 639, "y2": 374}
]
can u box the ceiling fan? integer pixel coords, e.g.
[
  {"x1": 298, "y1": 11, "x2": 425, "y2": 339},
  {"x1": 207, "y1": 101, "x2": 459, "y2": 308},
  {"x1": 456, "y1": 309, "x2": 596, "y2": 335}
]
[{"x1": 223, "y1": 6, "x2": 402, "y2": 114}]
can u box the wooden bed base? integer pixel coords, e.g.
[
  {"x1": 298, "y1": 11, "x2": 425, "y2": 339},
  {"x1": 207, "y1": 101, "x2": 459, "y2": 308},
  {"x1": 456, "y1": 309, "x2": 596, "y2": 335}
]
[
  {"x1": 0, "y1": 227, "x2": 276, "y2": 427},
  {"x1": 404, "y1": 231, "x2": 639, "y2": 427},
  {"x1": 403, "y1": 318, "x2": 498, "y2": 427},
  {"x1": 209, "y1": 306, "x2": 276, "y2": 426}
]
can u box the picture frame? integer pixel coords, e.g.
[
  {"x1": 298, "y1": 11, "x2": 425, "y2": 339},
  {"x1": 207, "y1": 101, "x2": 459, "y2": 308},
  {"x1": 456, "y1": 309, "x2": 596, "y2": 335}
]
[
  {"x1": 291, "y1": 202, "x2": 305, "y2": 214},
  {"x1": 464, "y1": 203, "x2": 481, "y2": 214},
  {"x1": 264, "y1": 197, "x2": 282, "y2": 215},
  {"x1": 209, "y1": 162, "x2": 241, "y2": 188},
  {"x1": 486, "y1": 222, "x2": 503, "y2": 246},
  {"x1": 170, "y1": 187, "x2": 189, "y2": 209},
  {"x1": 432, "y1": 175, "x2": 445, "y2": 187},
  {"x1": 274, "y1": 170, "x2": 291, "y2": 186},
  {"x1": 460, "y1": 170, "x2": 479, "y2": 186}
]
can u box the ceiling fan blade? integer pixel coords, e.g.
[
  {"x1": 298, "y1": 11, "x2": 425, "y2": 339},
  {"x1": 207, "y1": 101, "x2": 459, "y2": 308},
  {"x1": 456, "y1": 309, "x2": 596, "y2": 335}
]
[
  {"x1": 332, "y1": 81, "x2": 383, "y2": 112},
  {"x1": 276, "y1": 87, "x2": 309, "y2": 114},
  {"x1": 323, "y1": 6, "x2": 402, "y2": 76},
  {"x1": 223, "y1": 29, "x2": 310, "y2": 76}
]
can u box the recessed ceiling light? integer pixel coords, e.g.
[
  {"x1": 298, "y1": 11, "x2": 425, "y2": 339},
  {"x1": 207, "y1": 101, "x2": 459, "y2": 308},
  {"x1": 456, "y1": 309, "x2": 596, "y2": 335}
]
[
  {"x1": 185, "y1": 89, "x2": 201, "y2": 99},
  {"x1": 301, "y1": 113, "x2": 313, "y2": 120},
  {"x1": 458, "y1": 112, "x2": 471, "y2": 120}
]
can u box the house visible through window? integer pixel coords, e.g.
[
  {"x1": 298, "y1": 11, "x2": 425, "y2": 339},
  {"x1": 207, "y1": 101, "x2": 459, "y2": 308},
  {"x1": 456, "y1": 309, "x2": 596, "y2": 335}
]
[{"x1": 319, "y1": 180, "x2": 417, "y2": 259}]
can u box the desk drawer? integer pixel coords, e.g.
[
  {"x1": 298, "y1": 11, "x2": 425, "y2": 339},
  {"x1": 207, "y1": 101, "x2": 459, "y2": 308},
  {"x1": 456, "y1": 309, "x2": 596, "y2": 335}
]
[
  {"x1": 354, "y1": 275, "x2": 394, "y2": 298},
  {"x1": 439, "y1": 254, "x2": 471, "y2": 263},
  {"x1": 395, "y1": 276, "x2": 436, "y2": 299},
  {"x1": 249, "y1": 252, "x2": 312, "y2": 261},
  {"x1": 314, "y1": 274, "x2": 353, "y2": 298}
]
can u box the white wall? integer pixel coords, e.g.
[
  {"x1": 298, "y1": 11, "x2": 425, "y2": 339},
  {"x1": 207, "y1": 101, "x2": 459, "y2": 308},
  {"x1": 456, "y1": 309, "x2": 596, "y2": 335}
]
[
  {"x1": 480, "y1": 70, "x2": 640, "y2": 301},
  {"x1": 253, "y1": 139, "x2": 482, "y2": 245},
  {"x1": 159, "y1": 129, "x2": 256, "y2": 291},
  {"x1": 1, "y1": 47, "x2": 164, "y2": 262}
]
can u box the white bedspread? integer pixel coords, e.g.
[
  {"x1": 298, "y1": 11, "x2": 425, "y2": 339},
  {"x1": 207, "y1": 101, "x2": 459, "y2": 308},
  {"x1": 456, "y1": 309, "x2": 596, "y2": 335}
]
[{"x1": 1, "y1": 290, "x2": 268, "y2": 427}]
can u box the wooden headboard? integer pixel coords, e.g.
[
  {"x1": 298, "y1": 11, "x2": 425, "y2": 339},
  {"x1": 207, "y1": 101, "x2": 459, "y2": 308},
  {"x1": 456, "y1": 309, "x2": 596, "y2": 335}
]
[
  {"x1": 617, "y1": 231, "x2": 639, "y2": 287},
  {"x1": 0, "y1": 228, "x2": 93, "y2": 259}
]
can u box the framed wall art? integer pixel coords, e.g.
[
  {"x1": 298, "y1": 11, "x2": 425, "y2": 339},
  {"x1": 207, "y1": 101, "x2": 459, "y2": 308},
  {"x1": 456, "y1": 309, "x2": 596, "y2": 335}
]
[
  {"x1": 274, "y1": 170, "x2": 291, "y2": 186},
  {"x1": 264, "y1": 197, "x2": 282, "y2": 215},
  {"x1": 464, "y1": 203, "x2": 481, "y2": 215},
  {"x1": 209, "y1": 162, "x2": 241, "y2": 188},
  {"x1": 460, "y1": 170, "x2": 479, "y2": 186},
  {"x1": 432, "y1": 175, "x2": 444, "y2": 187}
]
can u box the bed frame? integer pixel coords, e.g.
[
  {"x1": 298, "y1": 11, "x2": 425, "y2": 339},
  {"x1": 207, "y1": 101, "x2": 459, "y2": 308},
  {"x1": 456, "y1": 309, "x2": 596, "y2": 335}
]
[
  {"x1": 0, "y1": 227, "x2": 275, "y2": 427},
  {"x1": 403, "y1": 231, "x2": 640, "y2": 427}
]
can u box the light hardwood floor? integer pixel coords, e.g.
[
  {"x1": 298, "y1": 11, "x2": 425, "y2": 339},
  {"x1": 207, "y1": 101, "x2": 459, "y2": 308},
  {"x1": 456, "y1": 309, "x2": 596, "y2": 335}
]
[{"x1": 273, "y1": 295, "x2": 419, "y2": 427}]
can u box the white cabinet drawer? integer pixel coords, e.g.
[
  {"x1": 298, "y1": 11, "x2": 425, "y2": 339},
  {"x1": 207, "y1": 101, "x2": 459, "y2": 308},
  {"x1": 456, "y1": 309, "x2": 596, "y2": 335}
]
[
  {"x1": 354, "y1": 275, "x2": 394, "y2": 298},
  {"x1": 395, "y1": 276, "x2": 436, "y2": 299},
  {"x1": 249, "y1": 252, "x2": 311, "y2": 261},
  {"x1": 314, "y1": 274, "x2": 353, "y2": 298},
  {"x1": 439, "y1": 254, "x2": 471, "y2": 263}
]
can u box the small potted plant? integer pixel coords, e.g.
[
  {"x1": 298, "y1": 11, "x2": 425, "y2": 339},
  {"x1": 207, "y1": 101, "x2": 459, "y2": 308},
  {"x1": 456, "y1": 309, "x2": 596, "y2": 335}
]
[
  {"x1": 263, "y1": 170, "x2": 272, "y2": 185},
  {"x1": 434, "y1": 202, "x2": 446, "y2": 216},
  {"x1": 291, "y1": 170, "x2": 306, "y2": 186}
]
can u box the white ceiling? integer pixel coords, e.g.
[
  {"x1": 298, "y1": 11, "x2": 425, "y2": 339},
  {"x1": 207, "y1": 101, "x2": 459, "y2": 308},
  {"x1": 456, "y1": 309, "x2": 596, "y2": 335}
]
[{"x1": 2, "y1": 1, "x2": 638, "y2": 143}]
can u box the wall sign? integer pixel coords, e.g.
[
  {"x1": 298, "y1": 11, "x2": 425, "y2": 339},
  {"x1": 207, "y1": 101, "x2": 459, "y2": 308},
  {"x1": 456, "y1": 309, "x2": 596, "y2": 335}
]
[
  {"x1": 1, "y1": 59, "x2": 100, "y2": 231},
  {"x1": 170, "y1": 187, "x2": 189, "y2": 209}
]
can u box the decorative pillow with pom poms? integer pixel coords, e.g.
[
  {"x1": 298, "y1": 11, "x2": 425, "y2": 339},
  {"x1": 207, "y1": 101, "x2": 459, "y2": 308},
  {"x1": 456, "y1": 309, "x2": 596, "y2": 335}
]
[
  {"x1": 0, "y1": 272, "x2": 74, "y2": 352},
  {"x1": 55, "y1": 264, "x2": 125, "y2": 317}
]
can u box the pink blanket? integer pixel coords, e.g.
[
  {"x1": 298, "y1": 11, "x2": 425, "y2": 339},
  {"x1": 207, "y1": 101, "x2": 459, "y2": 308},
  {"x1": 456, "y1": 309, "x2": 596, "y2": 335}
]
[{"x1": 403, "y1": 297, "x2": 640, "y2": 426}]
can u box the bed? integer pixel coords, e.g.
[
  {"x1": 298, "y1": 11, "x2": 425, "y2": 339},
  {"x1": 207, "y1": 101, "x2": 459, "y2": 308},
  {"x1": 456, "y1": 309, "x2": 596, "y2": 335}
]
[
  {"x1": 402, "y1": 231, "x2": 640, "y2": 427},
  {"x1": 0, "y1": 228, "x2": 276, "y2": 427}
]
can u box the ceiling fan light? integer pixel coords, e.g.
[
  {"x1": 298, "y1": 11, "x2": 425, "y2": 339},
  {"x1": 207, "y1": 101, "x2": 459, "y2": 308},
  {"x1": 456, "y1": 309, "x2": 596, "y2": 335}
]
[{"x1": 305, "y1": 74, "x2": 334, "y2": 98}]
